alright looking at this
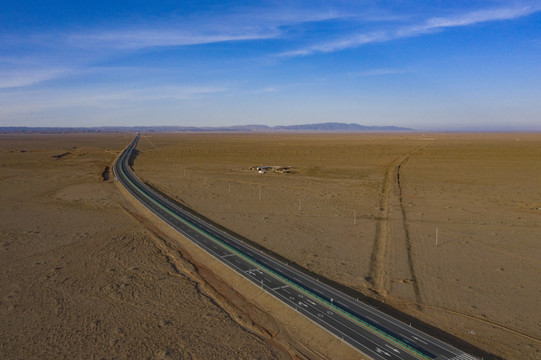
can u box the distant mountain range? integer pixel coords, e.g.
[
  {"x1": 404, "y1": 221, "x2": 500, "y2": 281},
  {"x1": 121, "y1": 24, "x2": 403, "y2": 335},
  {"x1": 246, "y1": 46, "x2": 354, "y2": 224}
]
[{"x1": 0, "y1": 122, "x2": 414, "y2": 133}]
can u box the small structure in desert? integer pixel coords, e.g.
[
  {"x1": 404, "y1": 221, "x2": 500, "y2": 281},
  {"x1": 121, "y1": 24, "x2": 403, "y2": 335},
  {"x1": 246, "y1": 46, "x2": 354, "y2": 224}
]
[{"x1": 250, "y1": 165, "x2": 292, "y2": 174}]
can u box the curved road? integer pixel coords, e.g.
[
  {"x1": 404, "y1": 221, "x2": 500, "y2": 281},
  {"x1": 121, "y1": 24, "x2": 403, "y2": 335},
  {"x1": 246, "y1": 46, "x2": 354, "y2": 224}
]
[{"x1": 114, "y1": 134, "x2": 477, "y2": 360}]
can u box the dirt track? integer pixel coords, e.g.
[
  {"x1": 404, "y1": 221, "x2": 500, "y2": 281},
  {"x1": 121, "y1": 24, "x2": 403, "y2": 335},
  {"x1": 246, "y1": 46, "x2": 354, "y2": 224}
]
[{"x1": 370, "y1": 144, "x2": 427, "y2": 302}]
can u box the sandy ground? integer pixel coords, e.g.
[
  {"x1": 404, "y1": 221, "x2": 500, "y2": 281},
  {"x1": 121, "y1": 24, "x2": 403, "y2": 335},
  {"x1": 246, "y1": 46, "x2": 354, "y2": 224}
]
[
  {"x1": 133, "y1": 132, "x2": 541, "y2": 359},
  {"x1": 0, "y1": 134, "x2": 295, "y2": 359}
]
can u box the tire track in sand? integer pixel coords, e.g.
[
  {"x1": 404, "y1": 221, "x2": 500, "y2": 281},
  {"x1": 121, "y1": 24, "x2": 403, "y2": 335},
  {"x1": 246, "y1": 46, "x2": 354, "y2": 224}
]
[{"x1": 369, "y1": 145, "x2": 428, "y2": 303}]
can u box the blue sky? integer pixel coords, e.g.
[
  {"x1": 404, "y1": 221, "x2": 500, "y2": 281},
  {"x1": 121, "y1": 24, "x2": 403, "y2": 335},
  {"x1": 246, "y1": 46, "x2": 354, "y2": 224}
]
[{"x1": 1, "y1": 1, "x2": 540, "y2": 130}]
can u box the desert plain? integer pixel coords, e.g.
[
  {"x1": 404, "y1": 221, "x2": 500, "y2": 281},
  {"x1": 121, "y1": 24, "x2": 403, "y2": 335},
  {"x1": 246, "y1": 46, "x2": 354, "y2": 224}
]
[
  {"x1": 1, "y1": 132, "x2": 540, "y2": 359},
  {"x1": 0, "y1": 134, "x2": 295, "y2": 360},
  {"x1": 134, "y1": 132, "x2": 541, "y2": 359}
]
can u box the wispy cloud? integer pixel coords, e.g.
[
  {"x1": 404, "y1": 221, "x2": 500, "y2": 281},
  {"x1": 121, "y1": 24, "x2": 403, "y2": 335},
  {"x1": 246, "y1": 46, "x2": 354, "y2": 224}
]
[
  {"x1": 0, "y1": 82, "x2": 233, "y2": 126},
  {"x1": 67, "y1": 28, "x2": 279, "y2": 50},
  {"x1": 88, "y1": 85, "x2": 228, "y2": 103},
  {"x1": 0, "y1": 6, "x2": 357, "y2": 88},
  {"x1": 348, "y1": 68, "x2": 411, "y2": 78},
  {"x1": 280, "y1": 32, "x2": 389, "y2": 57},
  {"x1": 3, "y1": 3, "x2": 539, "y2": 95},
  {"x1": 280, "y1": 4, "x2": 541, "y2": 57},
  {"x1": 246, "y1": 86, "x2": 279, "y2": 94},
  {"x1": 64, "y1": 7, "x2": 353, "y2": 50},
  {"x1": 0, "y1": 68, "x2": 70, "y2": 89},
  {"x1": 423, "y1": 5, "x2": 541, "y2": 29},
  {"x1": 0, "y1": 85, "x2": 229, "y2": 118}
]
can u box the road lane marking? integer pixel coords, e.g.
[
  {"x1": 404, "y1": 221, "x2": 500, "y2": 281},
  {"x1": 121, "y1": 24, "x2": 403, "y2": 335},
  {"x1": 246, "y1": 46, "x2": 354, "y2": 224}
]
[
  {"x1": 385, "y1": 344, "x2": 400, "y2": 353},
  {"x1": 376, "y1": 347, "x2": 391, "y2": 357},
  {"x1": 412, "y1": 336, "x2": 428, "y2": 345}
]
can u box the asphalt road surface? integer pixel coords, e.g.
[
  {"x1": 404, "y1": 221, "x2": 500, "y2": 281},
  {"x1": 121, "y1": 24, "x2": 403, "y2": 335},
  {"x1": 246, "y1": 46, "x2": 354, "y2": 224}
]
[{"x1": 114, "y1": 134, "x2": 478, "y2": 360}]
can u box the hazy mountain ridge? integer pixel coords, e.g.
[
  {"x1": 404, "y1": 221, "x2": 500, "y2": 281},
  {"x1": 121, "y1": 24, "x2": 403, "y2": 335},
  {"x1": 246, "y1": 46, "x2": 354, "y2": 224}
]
[{"x1": 0, "y1": 122, "x2": 414, "y2": 133}]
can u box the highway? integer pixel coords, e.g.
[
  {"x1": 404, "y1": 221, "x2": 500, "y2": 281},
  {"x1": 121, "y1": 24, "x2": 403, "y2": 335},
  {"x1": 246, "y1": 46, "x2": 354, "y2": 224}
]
[{"x1": 114, "y1": 134, "x2": 477, "y2": 360}]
